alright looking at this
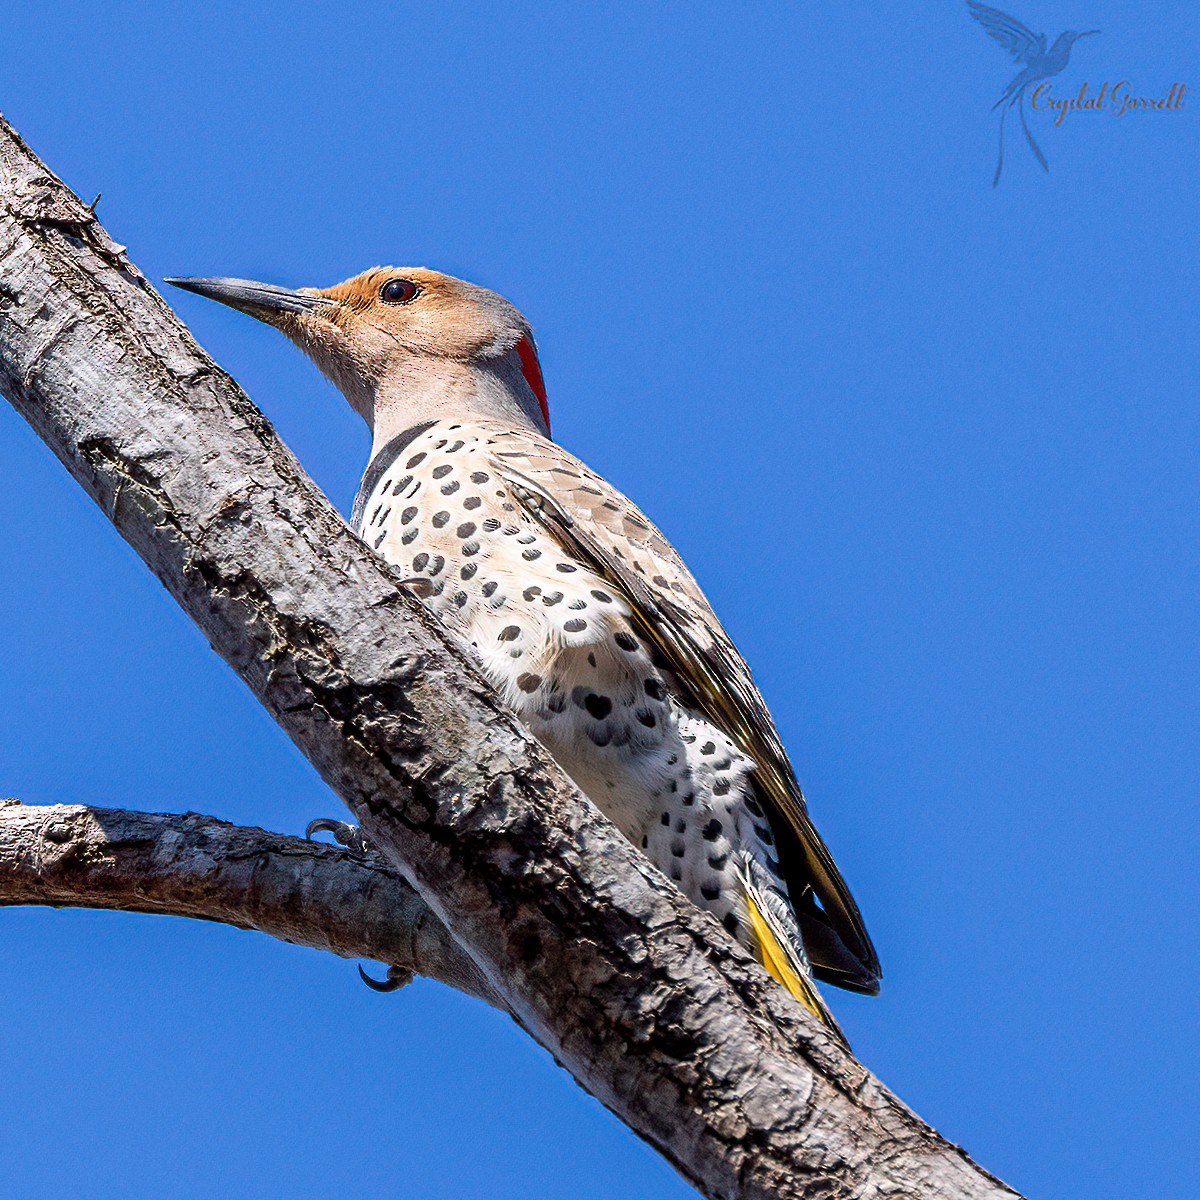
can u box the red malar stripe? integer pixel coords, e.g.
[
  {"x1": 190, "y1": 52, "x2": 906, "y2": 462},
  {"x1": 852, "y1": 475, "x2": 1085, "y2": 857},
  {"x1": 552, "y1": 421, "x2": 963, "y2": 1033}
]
[{"x1": 516, "y1": 334, "x2": 550, "y2": 432}]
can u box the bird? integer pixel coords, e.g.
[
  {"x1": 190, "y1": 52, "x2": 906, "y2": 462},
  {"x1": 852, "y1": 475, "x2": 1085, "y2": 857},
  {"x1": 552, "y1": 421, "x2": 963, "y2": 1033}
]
[
  {"x1": 967, "y1": 1, "x2": 1099, "y2": 186},
  {"x1": 165, "y1": 267, "x2": 881, "y2": 1042}
]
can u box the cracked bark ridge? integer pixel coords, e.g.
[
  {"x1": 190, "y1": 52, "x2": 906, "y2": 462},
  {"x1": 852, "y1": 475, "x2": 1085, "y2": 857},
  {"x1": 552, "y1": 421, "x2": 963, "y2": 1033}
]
[
  {"x1": 0, "y1": 800, "x2": 497, "y2": 1005},
  {"x1": 0, "y1": 111, "x2": 1022, "y2": 1200}
]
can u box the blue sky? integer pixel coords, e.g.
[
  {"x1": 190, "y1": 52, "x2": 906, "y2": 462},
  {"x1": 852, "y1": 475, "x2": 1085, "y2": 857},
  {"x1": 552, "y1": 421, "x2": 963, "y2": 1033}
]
[{"x1": 1, "y1": 3, "x2": 1196, "y2": 1197}]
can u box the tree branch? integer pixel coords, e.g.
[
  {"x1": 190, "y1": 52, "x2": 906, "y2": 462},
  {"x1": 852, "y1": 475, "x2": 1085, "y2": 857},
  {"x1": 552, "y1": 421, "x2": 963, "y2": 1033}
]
[
  {"x1": 0, "y1": 799, "x2": 498, "y2": 1005},
  {"x1": 0, "y1": 112, "x2": 1021, "y2": 1200}
]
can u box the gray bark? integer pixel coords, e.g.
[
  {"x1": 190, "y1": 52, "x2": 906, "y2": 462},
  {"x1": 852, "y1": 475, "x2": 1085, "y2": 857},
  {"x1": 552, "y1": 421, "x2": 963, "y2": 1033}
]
[
  {"x1": 0, "y1": 111, "x2": 1022, "y2": 1200},
  {"x1": 0, "y1": 800, "x2": 497, "y2": 1005}
]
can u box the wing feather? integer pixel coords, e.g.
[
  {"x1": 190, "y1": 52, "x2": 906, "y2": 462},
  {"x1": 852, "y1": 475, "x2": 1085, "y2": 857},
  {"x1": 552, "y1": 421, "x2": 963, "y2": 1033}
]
[
  {"x1": 487, "y1": 427, "x2": 881, "y2": 993},
  {"x1": 967, "y1": 1, "x2": 1046, "y2": 61}
]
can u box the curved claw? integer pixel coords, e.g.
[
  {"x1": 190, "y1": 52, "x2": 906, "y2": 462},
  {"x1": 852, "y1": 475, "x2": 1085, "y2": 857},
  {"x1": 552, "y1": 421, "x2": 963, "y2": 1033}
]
[
  {"x1": 397, "y1": 576, "x2": 436, "y2": 598},
  {"x1": 305, "y1": 817, "x2": 369, "y2": 854},
  {"x1": 358, "y1": 964, "x2": 414, "y2": 993},
  {"x1": 305, "y1": 817, "x2": 343, "y2": 840}
]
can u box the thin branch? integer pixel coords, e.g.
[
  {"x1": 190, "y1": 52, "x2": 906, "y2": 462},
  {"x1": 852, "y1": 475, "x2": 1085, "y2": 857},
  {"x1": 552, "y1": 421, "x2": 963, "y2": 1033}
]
[
  {"x1": 0, "y1": 800, "x2": 497, "y2": 1004},
  {"x1": 0, "y1": 113, "x2": 1021, "y2": 1200}
]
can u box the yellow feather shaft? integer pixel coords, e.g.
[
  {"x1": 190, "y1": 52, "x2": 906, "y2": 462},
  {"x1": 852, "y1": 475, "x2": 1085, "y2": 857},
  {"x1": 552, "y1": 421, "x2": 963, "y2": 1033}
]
[{"x1": 744, "y1": 891, "x2": 845, "y2": 1043}]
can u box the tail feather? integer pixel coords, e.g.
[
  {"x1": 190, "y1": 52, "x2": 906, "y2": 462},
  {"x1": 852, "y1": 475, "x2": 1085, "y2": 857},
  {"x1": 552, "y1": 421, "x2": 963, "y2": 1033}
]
[{"x1": 742, "y1": 876, "x2": 849, "y2": 1048}]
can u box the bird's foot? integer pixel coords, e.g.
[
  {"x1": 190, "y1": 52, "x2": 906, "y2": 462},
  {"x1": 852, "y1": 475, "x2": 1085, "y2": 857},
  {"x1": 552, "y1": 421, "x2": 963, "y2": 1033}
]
[
  {"x1": 358, "y1": 964, "x2": 414, "y2": 993},
  {"x1": 397, "y1": 576, "x2": 436, "y2": 598},
  {"x1": 305, "y1": 817, "x2": 370, "y2": 856}
]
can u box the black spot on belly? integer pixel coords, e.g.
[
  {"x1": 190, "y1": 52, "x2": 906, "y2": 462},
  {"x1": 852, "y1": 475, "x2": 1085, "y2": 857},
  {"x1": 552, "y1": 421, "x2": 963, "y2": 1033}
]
[
  {"x1": 457, "y1": 522, "x2": 477, "y2": 538},
  {"x1": 589, "y1": 727, "x2": 612, "y2": 747},
  {"x1": 392, "y1": 476, "x2": 412, "y2": 494},
  {"x1": 522, "y1": 548, "x2": 541, "y2": 561},
  {"x1": 412, "y1": 553, "x2": 429, "y2": 571},
  {"x1": 517, "y1": 672, "x2": 542, "y2": 693},
  {"x1": 483, "y1": 518, "x2": 501, "y2": 532},
  {"x1": 555, "y1": 562, "x2": 577, "y2": 573},
  {"x1": 432, "y1": 464, "x2": 452, "y2": 479},
  {"x1": 671, "y1": 840, "x2": 685, "y2": 858},
  {"x1": 700, "y1": 741, "x2": 716, "y2": 756},
  {"x1": 432, "y1": 511, "x2": 450, "y2": 528},
  {"x1": 401, "y1": 529, "x2": 418, "y2": 544},
  {"x1": 523, "y1": 586, "x2": 542, "y2": 600},
  {"x1": 441, "y1": 480, "x2": 460, "y2": 495},
  {"x1": 661, "y1": 812, "x2": 670, "y2": 826},
  {"x1": 591, "y1": 590, "x2": 613, "y2": 603},
  {"x1": 461, "y1": 563, "x2": 478, "y2": 579},
  {"x1": 723, "y1": 913, "x2": 739, "y2": 935},
  {"x1": 583, "y1": 693, "x2": 612, "y2": 719},
  {"x1": 702, "y1": 819, "x2": 722, "y2": 841},
  {"x1": 481, "y1": 581, "x2": 499, "y2": 597},
  {"x1": 401, "y1": 507, "x2": 418, "y2": 524},
  {"x1": 644, "y1": 678, "x2": 665, "y2": 700},
  {"x1": 463, "y1": 496, "x2": 482, "y2": 510},
  {"x1": 406, "y1": 453, "x2": 426, "y2": 469},
  {"x1": 614, "y1": 631, "x2": 638, "y2": 652},
  {"x1": 471, "y1": 471, "x2": 489, "y2": 484},
  {"x1": 564, "y1": 618, "x2": 587, "y2": 634},
  {"x1": 701, "y1": 884, "x2": 721, "y2": 901},
  {"x1": 708, "y1": 853, "x2": 728, "y2": 870},
  {"x1": 547, "y1": 693, "x2": 567, "y2": 714},
  {"x1": 636, "y1": 710, "x2": 657, "y2": 728},
  {"x1": 498, "y1": 626, "x2": 521, "y2": 642},
  {"x1": 712, "y1": 778, "x2": 732, "y2": 796}
]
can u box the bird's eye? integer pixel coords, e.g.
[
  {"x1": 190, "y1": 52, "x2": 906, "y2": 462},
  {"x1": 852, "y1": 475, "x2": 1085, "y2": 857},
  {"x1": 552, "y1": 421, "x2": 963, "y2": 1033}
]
[{"x1": 380, "y1": 278, "x2": 419, "y2": 305}]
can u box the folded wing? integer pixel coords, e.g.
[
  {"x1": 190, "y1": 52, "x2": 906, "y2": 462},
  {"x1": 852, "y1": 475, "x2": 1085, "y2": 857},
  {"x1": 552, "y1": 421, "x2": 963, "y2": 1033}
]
[{"x1": 486, "y1": 427, "x2": 881, "y2": 994}]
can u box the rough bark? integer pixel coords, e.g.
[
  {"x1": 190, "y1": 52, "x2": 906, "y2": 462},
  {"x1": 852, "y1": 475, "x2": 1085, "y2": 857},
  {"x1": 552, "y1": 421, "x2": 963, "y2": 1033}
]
[
  {"x1": 0, "y1": 800, "x2": 497, "y2": 1005},
  {"x1": 0, "y1": 111, "x2": 1022, "y2": 1200}
]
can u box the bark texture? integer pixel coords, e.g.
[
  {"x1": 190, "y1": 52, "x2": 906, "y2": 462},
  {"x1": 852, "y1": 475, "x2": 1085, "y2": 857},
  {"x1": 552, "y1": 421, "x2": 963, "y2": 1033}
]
[
  {"x1": 0, "y1": 800, "x2": 496, "y2": 1004},
  {"x1": 0, "y1": 112, "x2": 1022, "y2": 1200}
]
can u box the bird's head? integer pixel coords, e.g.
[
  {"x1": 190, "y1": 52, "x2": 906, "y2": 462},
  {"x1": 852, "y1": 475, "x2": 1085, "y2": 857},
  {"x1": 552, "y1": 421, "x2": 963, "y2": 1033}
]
[
  {"x1": 1058, "y1": 29, "x2": 1100, "y2": 48},
  {"x1": 166, "y1": 267, "x2": 550, "y2": 440}
]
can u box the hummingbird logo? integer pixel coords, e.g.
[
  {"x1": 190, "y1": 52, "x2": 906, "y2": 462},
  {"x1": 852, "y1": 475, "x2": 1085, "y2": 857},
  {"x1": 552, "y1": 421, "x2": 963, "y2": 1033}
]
[{"x1": 967, "y1": 1, "x2": 1100, "y2": 186}]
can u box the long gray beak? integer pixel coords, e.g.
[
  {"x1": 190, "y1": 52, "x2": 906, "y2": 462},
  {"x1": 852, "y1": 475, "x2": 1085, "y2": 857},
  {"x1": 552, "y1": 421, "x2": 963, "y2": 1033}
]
[
  {"x1": 1080, "y1": 30, "x2": 1100, "y2": 37},
  {"x1": 164, "y1": 276, "x2": 334, "y2": 320}
]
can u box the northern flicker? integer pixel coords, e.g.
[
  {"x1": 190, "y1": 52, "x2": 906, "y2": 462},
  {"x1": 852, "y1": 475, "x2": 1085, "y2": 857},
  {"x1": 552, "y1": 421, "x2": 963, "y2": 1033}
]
[{"x1": 166, "y1": 268, "x2": 881, "y2": 1039}]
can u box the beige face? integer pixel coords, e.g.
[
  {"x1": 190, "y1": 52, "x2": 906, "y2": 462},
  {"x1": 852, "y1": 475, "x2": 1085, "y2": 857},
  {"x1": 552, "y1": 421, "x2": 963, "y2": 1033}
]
[
  {"x1": 165, "y1": 266, "x2": 544, "y2": 433},
  {"x1": 314, "y1": 267, "x2": 524, "y2": 358},
  {"x1": 274, "y1": 267, "x2": 528, "y2": 403},
  {"x1": 257, "y1": 266, "x2": 529, "y2": 425}
]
